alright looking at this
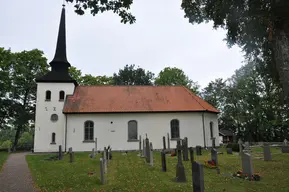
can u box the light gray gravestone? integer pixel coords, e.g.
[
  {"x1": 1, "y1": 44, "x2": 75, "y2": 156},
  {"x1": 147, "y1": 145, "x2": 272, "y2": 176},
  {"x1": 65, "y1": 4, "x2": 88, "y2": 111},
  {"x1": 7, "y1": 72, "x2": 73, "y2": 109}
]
[
  {"x1": 58, "y1": 145, "x2": 62, "y2": 160},
  {"x1": 149, "y1": 142, "x2": 154, "y2": 166},
  {"x1": 175, "y1": 140, "x2": 187, "y2": 182},
  {"x1": 91, "y1": 148, "x2": 95, "y2": 158},
  {"x1": 211, "y1": 148, "x2": 218, "y2": 166},
  {"x1": 241, "y1": 153, "x2": 254, "y2": 180},
  {"x1": 100, "y1": 158, "x2": 105, "y2": 184},
  {"x1": 103, "y1": 147, "x2": 107, "y2": 173},
  {"x1": 161, "y1": 150, "x2": 167, "y2": 172},
  {"x1": 167, "y1": 133, "x2": 170, "y2": 150},
  {"x1": 142, "y1": 139, "x2": 146, "y2": 157},
  {"x1": 238, "y1": 139, "x2": 243, "y2": 156},
  {"x1": 226, "y1": 148, "x2": 233, "y2": 155},
  {"x1": 284, "y1": 139, "x2": 288, "y2": 146},
  {"x1": 263, "y1": 145, "x2": 272, "y2": 161},
  {"x1": 192, "y1": 161, "x2": 205, "y2": 192}
]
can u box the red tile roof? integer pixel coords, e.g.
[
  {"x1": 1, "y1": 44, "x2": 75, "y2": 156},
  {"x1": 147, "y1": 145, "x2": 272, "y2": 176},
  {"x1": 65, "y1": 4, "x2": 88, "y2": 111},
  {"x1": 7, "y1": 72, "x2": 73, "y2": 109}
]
[{"x1": 63, "y1": 86, "x2": 219, "y2": 113}]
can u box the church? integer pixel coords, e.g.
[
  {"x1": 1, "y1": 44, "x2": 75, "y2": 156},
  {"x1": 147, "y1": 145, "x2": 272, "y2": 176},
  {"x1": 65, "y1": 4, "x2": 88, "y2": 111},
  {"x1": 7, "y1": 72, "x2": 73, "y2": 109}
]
[{"x1": 33, "y1": 6, "x2": 220, "y2": 153}]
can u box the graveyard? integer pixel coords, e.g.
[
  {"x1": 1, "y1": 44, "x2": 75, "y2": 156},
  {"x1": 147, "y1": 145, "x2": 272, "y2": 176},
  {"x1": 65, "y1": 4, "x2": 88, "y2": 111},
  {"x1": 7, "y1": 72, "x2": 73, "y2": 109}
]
[{"x1": 26, "y1": 144, "x2": 289, "y2": 192}]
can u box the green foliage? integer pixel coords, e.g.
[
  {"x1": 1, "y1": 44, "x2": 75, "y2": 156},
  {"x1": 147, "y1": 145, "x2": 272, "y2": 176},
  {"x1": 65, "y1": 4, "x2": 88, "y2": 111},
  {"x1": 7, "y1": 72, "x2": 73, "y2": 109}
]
[
  {"x1": 113, "y1": 64, "x2": 154, "y2": 85},
  {"x1": 0, "y1": 140, "x2": 12, "y2": 149},
  {"x1": 65, "y1": 0, "x2": 135, "y2": 24},
  {"x1": 155, "y1": 67, "x2": 200, "y2": 94},
  {"x1": 18, "y1": 132, "x2": 33, "y2": 150}
]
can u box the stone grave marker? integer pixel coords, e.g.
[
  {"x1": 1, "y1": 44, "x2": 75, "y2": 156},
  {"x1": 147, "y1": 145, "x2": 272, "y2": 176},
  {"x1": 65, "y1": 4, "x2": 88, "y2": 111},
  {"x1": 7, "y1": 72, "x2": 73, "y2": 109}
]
[
  {"x1": 281, "y1": 146, "x2": 289, "y2": 153},
  {"x1": 175, "y1": 140, "x2": 187, "y2": 182},
  {"x1": 149, "y1": 142, "x2": 154, "y2": 166},
  {"x1": 95, "y1": 138, "x2": 97, "y2": 154},
  {"x1": 69, "y1": 147, "x2": 74, "y2": 163},
  {"x1": 167, "y1": 133, "x2": 170, "y2": 150},
  {"x1": 163, "y1": 136, "x2": 166, "y2": 150},
  {"x1": 226, "y1": 148, "x2": 233, "y2": 155},
  {"x1": 139, "y1": 135, "x2": 142, "y2": 154},
  {"x1": 189, "y1": 147, "x2": 194, "y2": 164},
  {"x1": 284, "y1": 139, "x2": 288, "y2": 146},
  {"x1": 211, "y1": 148, "x2": 218, "y2": 166},
  {"x1": 196, "y1": 146, "x2": 202, "y2": 156},
  {"x1": 103, "y1": 147, "x2": 107, "y2": 173},
  {"x1": 183, "y1": 137, "x2": 189, "y2": 161},
  {"x1": 142, "y1": 139, "x2": 146, "y2": 157},
  {"x1": 238, "y1": 139, "x2": 243, "y2": 156},
  {"x1": 161, "y1": 150, "x2": 167, "y2": 172},
  {"x1": 145, "y1": 137, "x2": 150, "y2": 163},
  {"x1": 91, "y1": 148, "x2": 95, "y2": 158},
  {"x1": 263, "y1": 145, "x2": 272, "y2": 161},
  {"x1": 58, "y1": 145, "x2": 63, "y2": 160},
  {"x1": 192, "y1": 161, "x2": 204, "y2": 192},
  {"x1": 241, "y1": 153, "x2": 254, "y2": 180},
  {"x1": 100, "y1": 158, "x2": 105, "y2": 184}
]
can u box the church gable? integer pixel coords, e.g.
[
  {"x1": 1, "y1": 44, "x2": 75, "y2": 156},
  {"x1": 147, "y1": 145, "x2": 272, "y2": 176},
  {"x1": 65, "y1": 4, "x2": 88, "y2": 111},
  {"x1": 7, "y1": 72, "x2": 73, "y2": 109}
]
[{"x1": 63, "y1": 86, "x2": 219, "y2": 113}]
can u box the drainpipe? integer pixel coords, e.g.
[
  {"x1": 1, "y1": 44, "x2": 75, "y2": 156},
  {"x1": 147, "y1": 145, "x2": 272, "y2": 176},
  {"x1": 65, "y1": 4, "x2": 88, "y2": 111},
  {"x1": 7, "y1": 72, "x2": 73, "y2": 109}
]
[
  {"x1": 202, "y1": 112, "x2": 206, "y2": 148},
  {"x1": 65, "y1": 114, "x2": 68, "y2": 152}
]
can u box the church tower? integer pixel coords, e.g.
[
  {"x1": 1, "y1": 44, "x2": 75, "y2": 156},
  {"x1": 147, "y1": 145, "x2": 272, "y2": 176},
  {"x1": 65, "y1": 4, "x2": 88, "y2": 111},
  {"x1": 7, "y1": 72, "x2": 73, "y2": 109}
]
[{"x1": 34, "y1": 5, "x2": 77, "y2": 152}]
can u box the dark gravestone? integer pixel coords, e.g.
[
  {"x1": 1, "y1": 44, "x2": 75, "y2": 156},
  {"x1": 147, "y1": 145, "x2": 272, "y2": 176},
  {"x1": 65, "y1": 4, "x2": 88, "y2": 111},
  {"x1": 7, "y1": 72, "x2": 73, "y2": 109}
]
[
  {"x1": 189, "y1": 147, "x2": 194, "y2": 163},
  {"x1": 211, "y1": 148, "x2": 218, "y2": 166},
  {"x1": 263, "y1": 145, "x2": 272, "y2": 161},
  {"x1": 175, "y1": 140, "x2": 187, "y2": 182},
  {"x1": 145, "y1": 137, "x2": 150, "y2": 163},
  {"x1": 69, "y1": 147, "x2": 74, "y2": 163},
  {"x1": 241, "y1": 153, "x2": 254, "y2": 180},
  {"x1": 192, "y1": 161, "x2": 205, "y2": 192},
  {"x1": 238, "y1": 139, "x2": 243, "y2": 156},
  {"x1": 182, "y1": 139, "x2": 185, "y2": 161},
  {"x1": 142, "y1": 139, "x2": 146, "y2": 157},
  {"x1": 58, "y1": 145, "x2": 62, "y2": 160},
  {"x1": 196, "y1": 146, "x2": 202, "y2": 156},
  {"x1": 183, "y1": 137, "x2": 189, "y2": 161},
  {"x1": 149, "y1": 142, "x2": 154, "y2": 166},
  {"x1": 167, "y1": 133, "x2": 170, "y2": 150},
  {"x1": 226, "y1": 148, "x2": 233, "y2": 155},
  {"x1": 281, "y1": 146, "x2": 289, "y2": 153},
  {"x1": 139, "y1": 135, "x2": 142, "y2": 154},
  {"x1": 163, "y1": 136, "x2": 166, "y2": 150},
  {"x1": 161, "y1": 150, "x2": 167, "y2": 172}
]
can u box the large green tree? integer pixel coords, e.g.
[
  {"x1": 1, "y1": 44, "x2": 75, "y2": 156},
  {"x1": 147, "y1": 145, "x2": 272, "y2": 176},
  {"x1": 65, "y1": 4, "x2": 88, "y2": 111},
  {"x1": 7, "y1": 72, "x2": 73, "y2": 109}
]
[
  {"x1": 113, "y1": 64, "x2": 154, "y2": 85},
  {"x1": 154, "y1": 67, "x2": 200, "y2": 93}
]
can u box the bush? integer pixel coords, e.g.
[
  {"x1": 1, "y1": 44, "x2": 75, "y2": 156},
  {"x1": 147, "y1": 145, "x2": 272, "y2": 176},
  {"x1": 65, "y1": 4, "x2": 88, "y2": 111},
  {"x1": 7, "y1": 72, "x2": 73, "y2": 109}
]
[
  {"x1": 0, "y1": 140, "x2": 12, "y2": 149},
  {"x1": 17, "y1": 132, "x2": 33, "y2": 150},
  {"x1": 226, "y1": 143, "x2": 244, "y2": 152}
]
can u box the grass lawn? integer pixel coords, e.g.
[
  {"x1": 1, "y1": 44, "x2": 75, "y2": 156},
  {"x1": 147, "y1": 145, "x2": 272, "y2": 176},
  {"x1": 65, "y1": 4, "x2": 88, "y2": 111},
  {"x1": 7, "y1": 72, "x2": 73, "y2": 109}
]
[
  {"x1": 27, "y1": 147, "x2": 289, "y2": 192},
  {"x1": 0, "y1": 152, "x2": 9, "y2": 171}
]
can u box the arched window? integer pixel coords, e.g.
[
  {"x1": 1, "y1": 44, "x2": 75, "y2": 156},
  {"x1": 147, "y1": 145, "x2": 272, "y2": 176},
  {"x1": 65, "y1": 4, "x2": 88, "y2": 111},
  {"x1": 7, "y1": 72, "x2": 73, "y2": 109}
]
[
  {"x1": 59, "y1": 91, "x2": 65, "y2": 101},
  {"x1": 51, "y1": 132, "x2": 56, "y2": 144},
  {"x1": 128, "y1": 120, "x2": 138, "y2": 140},
  {"x1": 45, "y1": 90, "x2": 51, "y2": 101},
  {"x1": 170, "y1": 119, "x2": 180, "y2": 139},
  {"x1": 84, "y1": 121, "x2": 94, "y2": 141},
  {"x1": 210, "y1": 121, "x2": 214, "y2": 138}
]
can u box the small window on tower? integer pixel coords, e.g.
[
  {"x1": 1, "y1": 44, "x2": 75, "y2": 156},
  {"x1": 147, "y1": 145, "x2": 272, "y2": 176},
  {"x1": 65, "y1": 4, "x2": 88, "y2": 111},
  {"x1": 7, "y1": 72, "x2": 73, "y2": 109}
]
[
  {"x1": 59, "y1": 91, "x2": 65, "y2": 101},
  {"x1": 51, "y1": 114, "x2": 58, "y2": 122},
  {"x1": 45, "y1": 90, "x2": 51, "y2": 101}
]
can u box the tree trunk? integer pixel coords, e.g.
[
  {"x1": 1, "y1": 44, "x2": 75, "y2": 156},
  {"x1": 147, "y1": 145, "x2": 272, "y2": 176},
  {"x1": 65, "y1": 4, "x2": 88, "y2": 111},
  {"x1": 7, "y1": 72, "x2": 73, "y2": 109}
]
[
  {"x1": 274, "y1": 28, "x2": 289, "y2": 103},
  {"x1": 12, "y1": 125, "x2": 22, "y2": 151}
]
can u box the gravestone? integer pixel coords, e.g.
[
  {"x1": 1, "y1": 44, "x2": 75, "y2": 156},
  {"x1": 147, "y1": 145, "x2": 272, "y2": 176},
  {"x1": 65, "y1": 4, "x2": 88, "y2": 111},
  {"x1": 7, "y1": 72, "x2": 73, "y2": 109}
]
[
  {"x1": 284, "y1": 139, "x2": 288, "y2": 146},
  {"x1": 91, "y1": 148, "x2": 95, "y2": 158},
  {"x1": 149, "y1": 142, "x2": 154, "y2": 166},
  {"x1": 142, "y1": 139, "x2": 146, "y2": 157},
  {"x1": 175, "y1": 140, "x2": 187, "y2": 182},
  {"x1": 281, "y1": 146, "x2": 289, "y2": 153},
  {"x1": 95, "y1": 138, "x2": 97, "y2": 154},
  {"x1": 192, "y1": 162, "x2": 204, "y2": 192},
  {"x1": 145, "y1": 137, "x2": 150, "y2": 163},
  {"x1": 238, "y1": 139, "x2": 243, "y2": 156},
  {"x1": 241, "y1": 153, "x2": 254, "y2": 180},
  {"x1": 69, "y1": 147, "x2": 74, "y2": 163},
  {"x1": 183, "y1": 137, "x2": 189, "y2": 161},
  {"x1": 211, "y1": 137, "x2": 216, "y2": 148},
  {"x1": 211, "y1": 148, "x2": 218, "y2": 166},
  {"x1": 163, "y1": 136, "x2": 166, "y2": 150},
  {"x1": 100, "y1": 158, "x2": 105, "y2": 184},
  {"x1": 189, "y1": 147, "x2": 194, "y2": 163},
  {"x1": 161, "y1": 150, "x2": 167, "y2": 172},
  {"x1": 103, "y1": 147, "x2": 107, "y2": 173},
  {"x1": 167, "y1": 133, "x2": 170, "y2": 150},
  {"x1": 139, "y1": 135, "x2": 142, "y2": 154},
  {"x1": 58, "y1": 145, "x2": 63, "y2": 160},
  {"x1": 196, "y1": 146, "x2": 202, "y2": 156},
  {"x1": 226, "y1": 148, "x2": 233, "y2": 155},
  {"x1": 263, "y1": 145, "x2": 272, "y2": 161}
]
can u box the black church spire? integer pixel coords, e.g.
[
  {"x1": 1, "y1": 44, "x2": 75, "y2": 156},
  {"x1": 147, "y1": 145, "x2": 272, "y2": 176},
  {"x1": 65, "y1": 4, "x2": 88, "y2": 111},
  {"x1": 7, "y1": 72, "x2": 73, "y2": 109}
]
[{"x1": 35, "y1": 5, "x2": 77, "y2": 85}]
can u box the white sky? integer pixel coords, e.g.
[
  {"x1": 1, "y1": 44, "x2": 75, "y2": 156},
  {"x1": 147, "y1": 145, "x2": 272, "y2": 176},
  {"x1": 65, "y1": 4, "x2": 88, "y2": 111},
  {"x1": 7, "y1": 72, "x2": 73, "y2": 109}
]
[{"x1": 0, "y1": 0, "x2": 244, "y2": 89}]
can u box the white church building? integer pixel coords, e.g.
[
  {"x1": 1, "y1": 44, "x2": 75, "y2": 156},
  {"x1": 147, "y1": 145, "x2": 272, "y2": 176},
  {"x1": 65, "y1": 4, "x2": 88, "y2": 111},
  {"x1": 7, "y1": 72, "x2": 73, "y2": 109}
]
[{"x1": 33, "y1": 6, "x2": 220, "y2": 153}]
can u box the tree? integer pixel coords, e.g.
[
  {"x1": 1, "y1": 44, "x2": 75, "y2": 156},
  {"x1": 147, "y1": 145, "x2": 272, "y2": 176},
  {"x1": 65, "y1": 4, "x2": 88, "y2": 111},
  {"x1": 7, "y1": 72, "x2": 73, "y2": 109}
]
[
  {"x1": 155, "y1": 67, "x2": 200, "y2": 93},
  {"x1": 181, "y1": 0, "x2": 289, "y2": 103},
  {"x1": 113, "y1": 64, "x2": 154, "y2": 85},
  {"x1": 0, "y1": 48, "x2": 49, "y2": 150}
]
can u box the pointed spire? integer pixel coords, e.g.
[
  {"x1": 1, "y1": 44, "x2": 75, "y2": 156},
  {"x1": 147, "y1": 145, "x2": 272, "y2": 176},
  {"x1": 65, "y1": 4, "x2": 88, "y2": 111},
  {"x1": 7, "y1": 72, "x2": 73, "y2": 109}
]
[{"x1": 50, "y1": 4, "x2": 71, "y2": 72}]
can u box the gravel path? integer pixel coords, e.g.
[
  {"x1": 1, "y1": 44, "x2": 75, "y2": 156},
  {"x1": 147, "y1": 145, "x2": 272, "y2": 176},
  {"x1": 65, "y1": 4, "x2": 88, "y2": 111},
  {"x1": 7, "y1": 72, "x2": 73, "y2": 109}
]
[{"x1": 0, "y1": 152, "x2": 37, "y2": 192}]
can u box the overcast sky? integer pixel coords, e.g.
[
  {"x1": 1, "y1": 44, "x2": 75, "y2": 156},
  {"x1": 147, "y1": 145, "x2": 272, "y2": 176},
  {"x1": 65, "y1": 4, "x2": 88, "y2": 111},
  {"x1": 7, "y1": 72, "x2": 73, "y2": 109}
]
[{"x1": 0, "y1": 0, "x2": 244, "y2": 89}]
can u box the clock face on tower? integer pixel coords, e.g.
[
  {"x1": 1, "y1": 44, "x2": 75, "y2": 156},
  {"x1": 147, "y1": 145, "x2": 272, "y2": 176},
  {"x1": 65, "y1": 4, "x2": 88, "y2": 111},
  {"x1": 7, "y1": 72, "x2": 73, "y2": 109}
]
[{"x1": 51, "y1": 114, "x2": 58, "y2": 122}]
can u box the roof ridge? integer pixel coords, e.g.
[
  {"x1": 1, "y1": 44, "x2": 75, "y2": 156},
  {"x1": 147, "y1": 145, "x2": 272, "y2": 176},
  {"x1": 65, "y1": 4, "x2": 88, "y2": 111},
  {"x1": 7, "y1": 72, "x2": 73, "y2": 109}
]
[
  {"x1": 78, "y1": 85, "x2": 185, "y2": 87},
  {"x1": 182, "y1": 86, "x2": 207, "y2": 111}
]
